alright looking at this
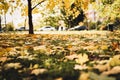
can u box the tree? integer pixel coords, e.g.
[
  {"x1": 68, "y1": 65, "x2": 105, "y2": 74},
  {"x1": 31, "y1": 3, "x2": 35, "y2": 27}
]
[
  {"x1": 94, "y1": 0, "x2": 120, "y2": 25},
  {"x1": 0, "y1": 0, "x2": 9, "y2": 31},
  {"x1": 0, "y1": 16, "x2": 1, "y2": 31},
  {"x1": 61, "y1": 2, "x2": 85, "y2": 28},
  {"x1": 27, "y1": 0, "x2": 33, "y2": 34},
  {"x1": 0, "y1": 1, "x2": 4, "y2": 31},
  {"x1": 47, "y1": 0, "x2": 89, "y2": 28},
  {"x1": 27, "y1": 0, "x2": 45, "y2": 34}
]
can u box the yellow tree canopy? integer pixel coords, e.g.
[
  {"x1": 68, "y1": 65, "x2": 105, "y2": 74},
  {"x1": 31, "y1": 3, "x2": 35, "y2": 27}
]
[
  {"x1": 0, "y1": 2, "x2": 9, "y2": 13},
  {"x1": 47, "y1": 0, "x2": 89, "y2": 20},
  {"x1": 47, "y1": 0, "x2": 89, "y2": 10}
]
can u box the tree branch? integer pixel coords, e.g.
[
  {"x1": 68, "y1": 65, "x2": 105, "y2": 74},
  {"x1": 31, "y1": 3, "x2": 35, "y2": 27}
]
[{"x1": 32, "y1": 0, "x2": 46, "y2": 10}]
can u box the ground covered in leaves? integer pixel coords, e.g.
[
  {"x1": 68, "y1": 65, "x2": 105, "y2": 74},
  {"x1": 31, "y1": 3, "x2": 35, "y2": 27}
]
[{"x1": 0, "y1": 31, "x2": 120, "y2": 80}]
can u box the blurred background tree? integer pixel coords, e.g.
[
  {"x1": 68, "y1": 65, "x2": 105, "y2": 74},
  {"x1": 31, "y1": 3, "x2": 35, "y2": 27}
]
[
  {"x1": 0, "y1": 0, "x2": 9, "y2": 31},
  {"x1": 85, "y1": 0, "x2": 120, "y2": 30},
  {"x1": 47, "y1": 0, "x2": 89, "y2": 28}
]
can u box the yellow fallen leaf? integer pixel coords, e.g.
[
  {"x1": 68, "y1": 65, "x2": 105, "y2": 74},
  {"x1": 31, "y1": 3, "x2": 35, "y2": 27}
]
[
  {"x1": 0, "y1": 52, "x2": 4, "y2": 57},
  {"x1": 0, "y1": 48, "x2": 6, "y2": 57},
  {"x1": 65, "y1": 54, "x2": 78, "y2": 60},
  {"x1": 74, "y1": 64, "x2": 88, "y2": 70},
  {"x1": 94, "y1": 64, "x2": 110, "y2": 72},
  {"x1": 33, "y1": 45, "x2": 46, "y2": 51},
  {"x1": 4, "y1": 63, "x2": 22, "y2": 70},
  {"x1": 31, "y1": 68, "x2": 47, "y2": 75},
  {"x1": 75, "y1": 54, "x2": 89, "y2": 65},
  {"x1": 55, "y1": 77, "x2": 63, "y2": 80},
  {"x1": 79, "y1": 72, "x2": 89, "y2": 80},
  {"x1": 0, "y1": 56, "x2": 7, "y2": 63},
  {"x1": 101, "y1": 45, "x2": 108, "y2": 50},
  {"x1": 6, "y1": 47, "x2": 14, "y2": 52},
  {"x1": 109, "y1": 55, "x2": 120, "y2": 67},
  {"x1": 102, "y1": 66, "x2": 120, "y2": 75},
  {"x1": 33, "y1": 64, "x2": 39, "y2": 69}
]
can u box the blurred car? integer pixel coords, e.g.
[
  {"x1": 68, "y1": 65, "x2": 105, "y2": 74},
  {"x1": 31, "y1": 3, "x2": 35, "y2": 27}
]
[
  {"x1": 15, "y1": 27, "x2": 29, "y2": 31},
  {"x1": 38, "y1": 26, "x2": 56, "y2": 31},
  {"x1": 68, "y1": 26, "x2": 87, "y2": 31},
  {"x1": 15, "y1": 27, "x2": 25, "y2": 31},
  {"x1": 0, "y1": 30, "x2": 3, "y2": 33}
]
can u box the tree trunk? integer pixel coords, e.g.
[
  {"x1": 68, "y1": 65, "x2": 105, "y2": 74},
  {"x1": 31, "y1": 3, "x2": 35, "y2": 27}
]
[
  {"x1": 27, "y1": 0, "x2": 34, "y2": 34},
  {"x1": 4, "y1": 12, "x2": 7, "y2": 28},
  {"x1": 24, "y1": 16, "x2": 27, "y2": 29},
  {"x1": 0, "y1": 15, "x2": 1, "y2": 31}
]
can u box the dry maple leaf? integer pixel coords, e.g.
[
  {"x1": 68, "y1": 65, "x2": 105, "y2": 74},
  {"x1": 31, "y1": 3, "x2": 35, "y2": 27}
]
[
  {"x1": 55, "y1": 77, "x2": 63, "y2": 80},
  {"x1": 79, "y1": 72, "x2": 89, "y2": 80},
  {"x1": 101, "y1": 45, "x2": 108, "y2": 50},
  {"x1": 65, "y1": 54, "x2": 78, "y2": 60},
  {"x1": 111, "y1": 41, "x2": 119, "y2": 50},
  {"x1": 31, "y1": 68, "x2": 47, "y2": 76},
  {"x1": 74, "y1": 64, "x2": 88, "y2": 70},
  {"x1": 102, "y1": 66, "x2": 120, "y2": 75},
  {"x1": 4, "y1": 63, "x2": 22, "y2": 70},
  {"x1": 75, "y1": 54, "x2": 89, "y2": 65},
  {"x1": 0, "y1": 56, "x2": 7, "y2": 63},
  {"x1": 109, "y1": 55, "x2": 120, "y2": 67},
  {"x1": 94, "y1": 64, "x2": 110, "y2": 72},
  {"x1": 33, "y1": 64, "x2": 39, "y2": 69},
  {"x1": 33, "y1": 45, "x2": 46, "y2": 51}
]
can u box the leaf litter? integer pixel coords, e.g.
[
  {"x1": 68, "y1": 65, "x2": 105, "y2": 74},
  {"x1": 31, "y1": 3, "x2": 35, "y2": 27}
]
[{"x1": 0, "y1": 31, "x2": 120, "y2": 80}]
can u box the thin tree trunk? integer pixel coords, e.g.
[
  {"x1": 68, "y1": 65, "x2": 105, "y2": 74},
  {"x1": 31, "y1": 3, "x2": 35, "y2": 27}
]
[
  {"x1": 0, "y1": 15, "x2": 2, "y2": 31},
  {"x1": 24, "y1": 16, "x2": 27, "y2": 29},
  {"x1": 4, "y1": 12, "x2": 7, "y2": 28},
  {"x1": 28, "y1": 0, "x2": 34, "y2": 34}
]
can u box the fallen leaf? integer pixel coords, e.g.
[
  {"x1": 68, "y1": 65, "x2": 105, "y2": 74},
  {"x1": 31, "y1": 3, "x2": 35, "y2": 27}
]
[
  {"x1": 74, "y1": 64, "x2": 88, "y2": 70},
  {"x1": 94, "y1": 64, "x2": 110, "y2": 72},
  {"x1": 101, "y1": 45, "x2": 108, "y2": 50},
  {"x1": 33, "y1": 64, "x2": 39, "y2": 69},
  {"x1": 65, "y1": 54, "x2": 78, "y2": 60},
  {"x1": 4, "y1": 63, "x2": 22, "y2": 70},
  {"x1": 55, "y1": 77, "x2": 63, "y2": 80},
  {"x1": 109, "y1": 55, "x2": 120, "y2": 67},
  {"x1": 33, "y1": 45, "x2": 46, "y2": 51},
  {"x1": 79, "y1": 72, "x2": 89, "y2": 80},
  {"x1": 102, "y1": 66, "x2": 120, "y2": 75},
  {"x1": 0, "y1": 57, "x2": 7, "y2": 63},
  {"x1": 75, "y1": 54, "x2": 89, "y2": 65},
  {"x1": 31, "y1": 68, "x2": 47, "y2": 75},
  {"x1": 89, "y1": 72, "x2": 115, "y2": 80}
]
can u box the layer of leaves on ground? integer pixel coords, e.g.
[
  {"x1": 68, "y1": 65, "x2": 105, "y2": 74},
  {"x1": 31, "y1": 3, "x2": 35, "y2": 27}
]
[{"x1": 0, "y1": 31, "x2": 120, "y2": 80}]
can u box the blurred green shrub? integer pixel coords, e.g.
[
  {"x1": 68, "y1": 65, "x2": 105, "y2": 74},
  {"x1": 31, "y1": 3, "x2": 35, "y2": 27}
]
[
  {"x1": 2, "y1": 22, "x2": 14, "y2": 31},
  {"x1": 88, "y1": 22, "x2": 97, "y2": 30}
]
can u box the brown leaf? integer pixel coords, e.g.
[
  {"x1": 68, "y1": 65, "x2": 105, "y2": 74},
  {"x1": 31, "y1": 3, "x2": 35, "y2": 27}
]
[
  {"x1": 0, "y1": 57, "x2": 7, "y2": 63},
  {"x1": 31, "y1": 68, "x2": 47, "y2": 75},
  {"x1": 65, "y1": 54, "x2": 78, "y2": 60},
  {"x1": 4, "y1": 63, "x2": 22, "y2": 70},
  {"x1": 79, "y1": 72, "x2": 89, "y2": 80},
  {"x1": 94, "y1": 64, "x2": 110, "y2": 72},
  {"x1": 102, "y1": 66, "x2": 120, "y2": 75},
  {"x1": 112, "y1": 41, "x2": 120, "y2": 50},
  {"x1": 55, "y1": 77, "x2": 63, "y2": 80},
  {"x1": 33, "y1": 45, "x2": 46, "y2": 51}
]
